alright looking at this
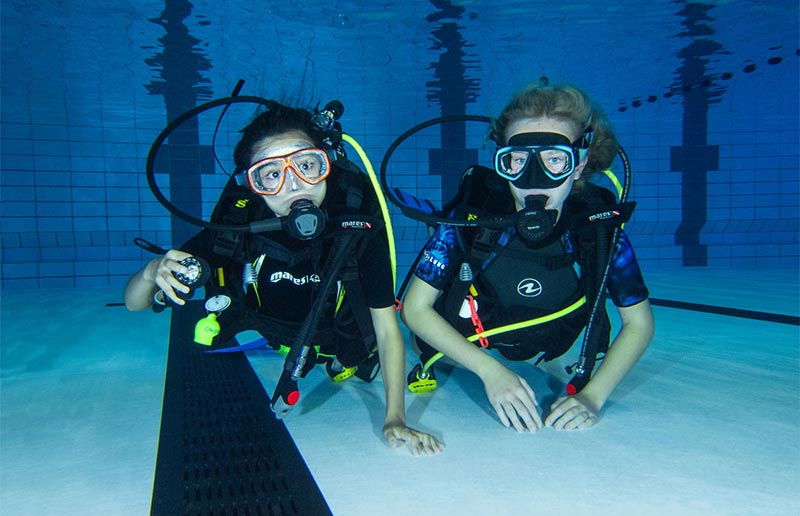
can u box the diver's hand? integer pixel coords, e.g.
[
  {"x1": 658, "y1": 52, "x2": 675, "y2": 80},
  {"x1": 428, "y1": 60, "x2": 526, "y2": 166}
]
[
  {"x1": 144, "y1": 249, "x2": 194, "y2": 305},
  {"x1": 481, "y1": 363, "x2": 542, "y2": 432},
  {"x1": 545, "y1": 393, "x2": 599, "y2": 430},
  {"x1": 383, "y1": 422, "x2": 445, "y2": 456}
]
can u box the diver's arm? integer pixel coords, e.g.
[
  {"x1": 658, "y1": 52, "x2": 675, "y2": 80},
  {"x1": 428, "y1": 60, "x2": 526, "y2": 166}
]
[
  {"x1": 402, "y1": 277, "x2": 501, "y2": 377},
  {"x1": 402, "y1": 277, "x2": 543, "y2": 432},
  {"x1": 369, "y1": 305, "x2": 444, "y2": 455},
  {"x1": 546, "y1": 298, "x2": 654, "y2": 430},
  {"x1": 371, "y1": 306, "x2": 407, "y2": 424},
  {"x1": 583, "y1": 298, "x2": 654, "y2": 407},
  {"x1": 123, "y1": 249, "x2": 193, "y2": 311}
]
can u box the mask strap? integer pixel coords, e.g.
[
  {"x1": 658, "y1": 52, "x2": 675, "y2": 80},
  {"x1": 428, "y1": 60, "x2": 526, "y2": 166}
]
[
  {"x1": 234, "y1": 167, "x2": 248, "y2": 186},
  {"x1": 576, "y1": 125, "x2": 594, "y2": 163}
]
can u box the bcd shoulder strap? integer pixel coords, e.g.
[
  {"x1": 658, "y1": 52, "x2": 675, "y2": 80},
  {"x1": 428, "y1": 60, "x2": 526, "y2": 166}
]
[
  {"x1": 209, "y1": 175, "x2": 266, "y2": 263},
  {"x1": 436, "y1": 166, "x2": 502, "y2": 324}
]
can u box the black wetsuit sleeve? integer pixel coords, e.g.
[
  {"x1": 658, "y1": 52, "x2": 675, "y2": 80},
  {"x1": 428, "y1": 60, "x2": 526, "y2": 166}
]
[{"x1": 358, "y1": 223, "x2": 396, "y2": 309}]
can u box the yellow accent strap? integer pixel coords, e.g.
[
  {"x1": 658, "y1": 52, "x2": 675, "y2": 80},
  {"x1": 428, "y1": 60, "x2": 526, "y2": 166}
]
[
  {"x1": 600, "y1": 169, "x2": 626, "y2": 229},
  {"x1": 217, "y1": 267, "x2": 225, "y2": 287},
  {"x1": 334, "y1": 281, "x2": 346, "y2": 313},
  {"x1": 280, "y1": 344, "x2": 322, "y2": 356},
  {"x1": 251, "y1": 255, "x2": 264, "y2": 307},
  {"x1": 468, "y1": 296, "x2": 587, "y2": 341},
  {"x1": 602, "y1": 168, "x2": 624, "y2": 200},
  {"x1": 419, "y1": 296, "x2": 587, "y2": 373},
  {"x1": 341, "y1": 133, "x2": 397, "y2": 289}
]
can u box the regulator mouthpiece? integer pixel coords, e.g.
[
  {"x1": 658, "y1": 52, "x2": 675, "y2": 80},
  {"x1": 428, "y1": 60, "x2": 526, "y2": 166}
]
[
  {"x1": 284, "y1": 199, "x2": 326, "y2": 240},
  {"x1": 516, "y1": 195, "x2": 558, "y2": 242}
]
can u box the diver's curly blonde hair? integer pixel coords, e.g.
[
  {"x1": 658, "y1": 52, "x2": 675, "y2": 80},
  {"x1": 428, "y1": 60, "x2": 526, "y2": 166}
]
[{"x1": 490, "y1": 83, "x2": 618, "y2": 188}]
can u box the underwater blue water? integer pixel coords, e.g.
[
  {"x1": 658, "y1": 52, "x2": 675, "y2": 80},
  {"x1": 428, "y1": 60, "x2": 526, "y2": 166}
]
[
  {"x1": 0, "y1": 1, "x2": 799, "y2": 515},
  {"x1": 0, "y1": 0, "x2": 798, "y2": 288}
]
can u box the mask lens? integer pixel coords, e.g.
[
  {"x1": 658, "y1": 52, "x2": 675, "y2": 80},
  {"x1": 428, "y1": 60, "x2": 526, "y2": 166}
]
[
  {"x1": 288, "y1": 150, "x2": 329, "y2": 182},
  {"x1": 250, "y1": 159, "x2": 285, "y2": 194},
  {"x1": 538, "y1": 148, "x2": 574, "y2": 177},
  {"x1": 495, "y1": 148, "x2": 532, "y2": 179}
]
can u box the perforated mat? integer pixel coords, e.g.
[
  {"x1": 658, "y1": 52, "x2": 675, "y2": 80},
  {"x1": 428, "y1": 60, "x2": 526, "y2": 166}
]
[{"x1": 150, "y1": 300, "x2": 332, "y2": 516}]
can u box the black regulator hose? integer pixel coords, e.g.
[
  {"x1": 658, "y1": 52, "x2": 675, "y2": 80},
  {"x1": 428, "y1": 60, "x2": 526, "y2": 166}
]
[
  {"x1": 566, "y1": 145, "x2": 633, "y2": 395},
  {"x1": 145, "y1": 95, "x2": 277, "y2": 233},
  {"x1": 379, "y1": 114, "x2": 497, "y2": 227},
  {"x1": 270, "y1": 231, "x2": 361, "y2": 418}
]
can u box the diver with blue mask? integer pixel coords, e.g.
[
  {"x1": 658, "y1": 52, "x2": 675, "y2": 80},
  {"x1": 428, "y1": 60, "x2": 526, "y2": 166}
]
[{"x1": 397, "y1": 83, "x2": 654, "y2": 434}]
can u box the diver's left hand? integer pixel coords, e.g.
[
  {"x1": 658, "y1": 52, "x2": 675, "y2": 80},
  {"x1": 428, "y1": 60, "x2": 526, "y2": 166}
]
[
  {"x1": 383, "y1": 423, "x2": 445, "y2": 456},
  {"x1": 545, "y1": 394, "x2": 599, "y2": 431}
]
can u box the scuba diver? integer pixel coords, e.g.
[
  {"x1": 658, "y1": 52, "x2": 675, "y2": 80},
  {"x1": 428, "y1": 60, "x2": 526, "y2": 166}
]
[
  {"x1": 399, "y1": 83, "x2": 654, "y2": 433},
  {"x1": 124, "y1": 99, "x2": 444, "y2": 456}
]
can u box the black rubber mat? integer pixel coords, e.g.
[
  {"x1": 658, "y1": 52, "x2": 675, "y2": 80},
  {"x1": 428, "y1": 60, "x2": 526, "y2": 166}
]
[{"x1": 151, "y1": 300, "x2": 332, "y2": 516}]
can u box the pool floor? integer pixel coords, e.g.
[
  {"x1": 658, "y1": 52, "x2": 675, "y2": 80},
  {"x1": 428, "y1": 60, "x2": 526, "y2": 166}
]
[{"x1": 1, "y1": 267, "x2": 798, "y2": 515}]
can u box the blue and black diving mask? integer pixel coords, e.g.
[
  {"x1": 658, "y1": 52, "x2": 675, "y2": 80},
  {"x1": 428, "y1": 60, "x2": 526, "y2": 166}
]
[
  {"x1": 493, "y1": 129, "x2": 593, "y2": 189},
  {"x1": 495, "y1": 128, "x2": 593, "y2": 242}
]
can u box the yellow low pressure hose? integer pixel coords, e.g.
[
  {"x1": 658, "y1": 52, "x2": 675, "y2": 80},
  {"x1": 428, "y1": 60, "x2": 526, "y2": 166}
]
[
  {"x1": 421, "y1": 295, "x2": 588, "y2": 373},
  {"x1": 341, "y1": 133, "x2": 397, "y2": 289}
]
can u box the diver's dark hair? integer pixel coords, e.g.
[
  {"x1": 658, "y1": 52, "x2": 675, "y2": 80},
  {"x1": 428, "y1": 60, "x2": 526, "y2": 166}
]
[
  {"x1": 490, "y1": 83, "x2": 618, "y2": 186},
  {"x1": 233, "y1": 101, "x2": 327, "y2": 170}
]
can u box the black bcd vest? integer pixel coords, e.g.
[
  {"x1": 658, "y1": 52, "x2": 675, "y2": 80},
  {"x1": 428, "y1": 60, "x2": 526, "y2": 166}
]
[{"x1": 434, "y1": 165, "x2": 635, "y2": 362}]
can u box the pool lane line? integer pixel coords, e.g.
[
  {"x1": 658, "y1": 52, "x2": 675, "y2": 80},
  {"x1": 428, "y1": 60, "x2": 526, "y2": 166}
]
[
  {"x1": 649, "y1": 297, "x2": 799, "y2": 326},
  {"x1": 108, "y1": 299, "x2": 799, "y2": 326}
]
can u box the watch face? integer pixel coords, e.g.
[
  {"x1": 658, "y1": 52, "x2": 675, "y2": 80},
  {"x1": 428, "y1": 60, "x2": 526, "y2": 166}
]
[{"x1": 205, "y1": 295, "x2": 231, "y2": 313}]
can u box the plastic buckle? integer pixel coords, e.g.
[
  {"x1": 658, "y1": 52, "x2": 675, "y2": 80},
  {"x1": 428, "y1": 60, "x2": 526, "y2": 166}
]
[
  {"x1": 326, "y1": 358, "x2": 356, "y2": 383},
  {"x1": 407, "y1": 363, "x2": 437, "y2": 393}
]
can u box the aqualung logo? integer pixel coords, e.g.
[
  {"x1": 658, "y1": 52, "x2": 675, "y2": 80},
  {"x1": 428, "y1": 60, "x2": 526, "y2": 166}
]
[
  {"x1": 517, "y1": 278, "x2": 543, "y2": 297},
  {"x1": 269, "y1": 271, "x2": 321, "y2": 285},
  {"x1": 422, "y1": 250, "x2": 446, "y2": 271},
  {"x1": 341, "y1": 220, "x2": 372, "y2": 230},
  {"x1": 589, "y1": 210, "x2": 620, "y2": 222}
]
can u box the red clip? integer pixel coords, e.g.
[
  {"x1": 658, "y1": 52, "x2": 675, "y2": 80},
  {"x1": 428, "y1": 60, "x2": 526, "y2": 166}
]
[
  {"x1": 467, "y1": 295, "x2": 489, "y2": 348},
  {"x1": 394, "y1": 298, "x2": 403, "y2": 311}
]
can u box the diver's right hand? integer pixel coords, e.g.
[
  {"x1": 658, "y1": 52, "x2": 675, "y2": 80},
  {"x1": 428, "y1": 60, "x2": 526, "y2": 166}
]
[
  {"x1": 383, "y1": 422, "x2": 446, "y2": 456},
  {"x1": 143, "y1": 249, "x2": 194, "y2": 305},
  {"x1": 480, "y1": 362, "x2": 542, "y2": 432}
]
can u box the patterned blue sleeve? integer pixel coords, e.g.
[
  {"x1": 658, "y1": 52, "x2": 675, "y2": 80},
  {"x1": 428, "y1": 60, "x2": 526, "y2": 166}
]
[
  {"x1": 413, "y1": 224, "x2": 463, "y2": 291},
  {"x1": 606, "y1": 231, "x2": 650, "y2": 307}
]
